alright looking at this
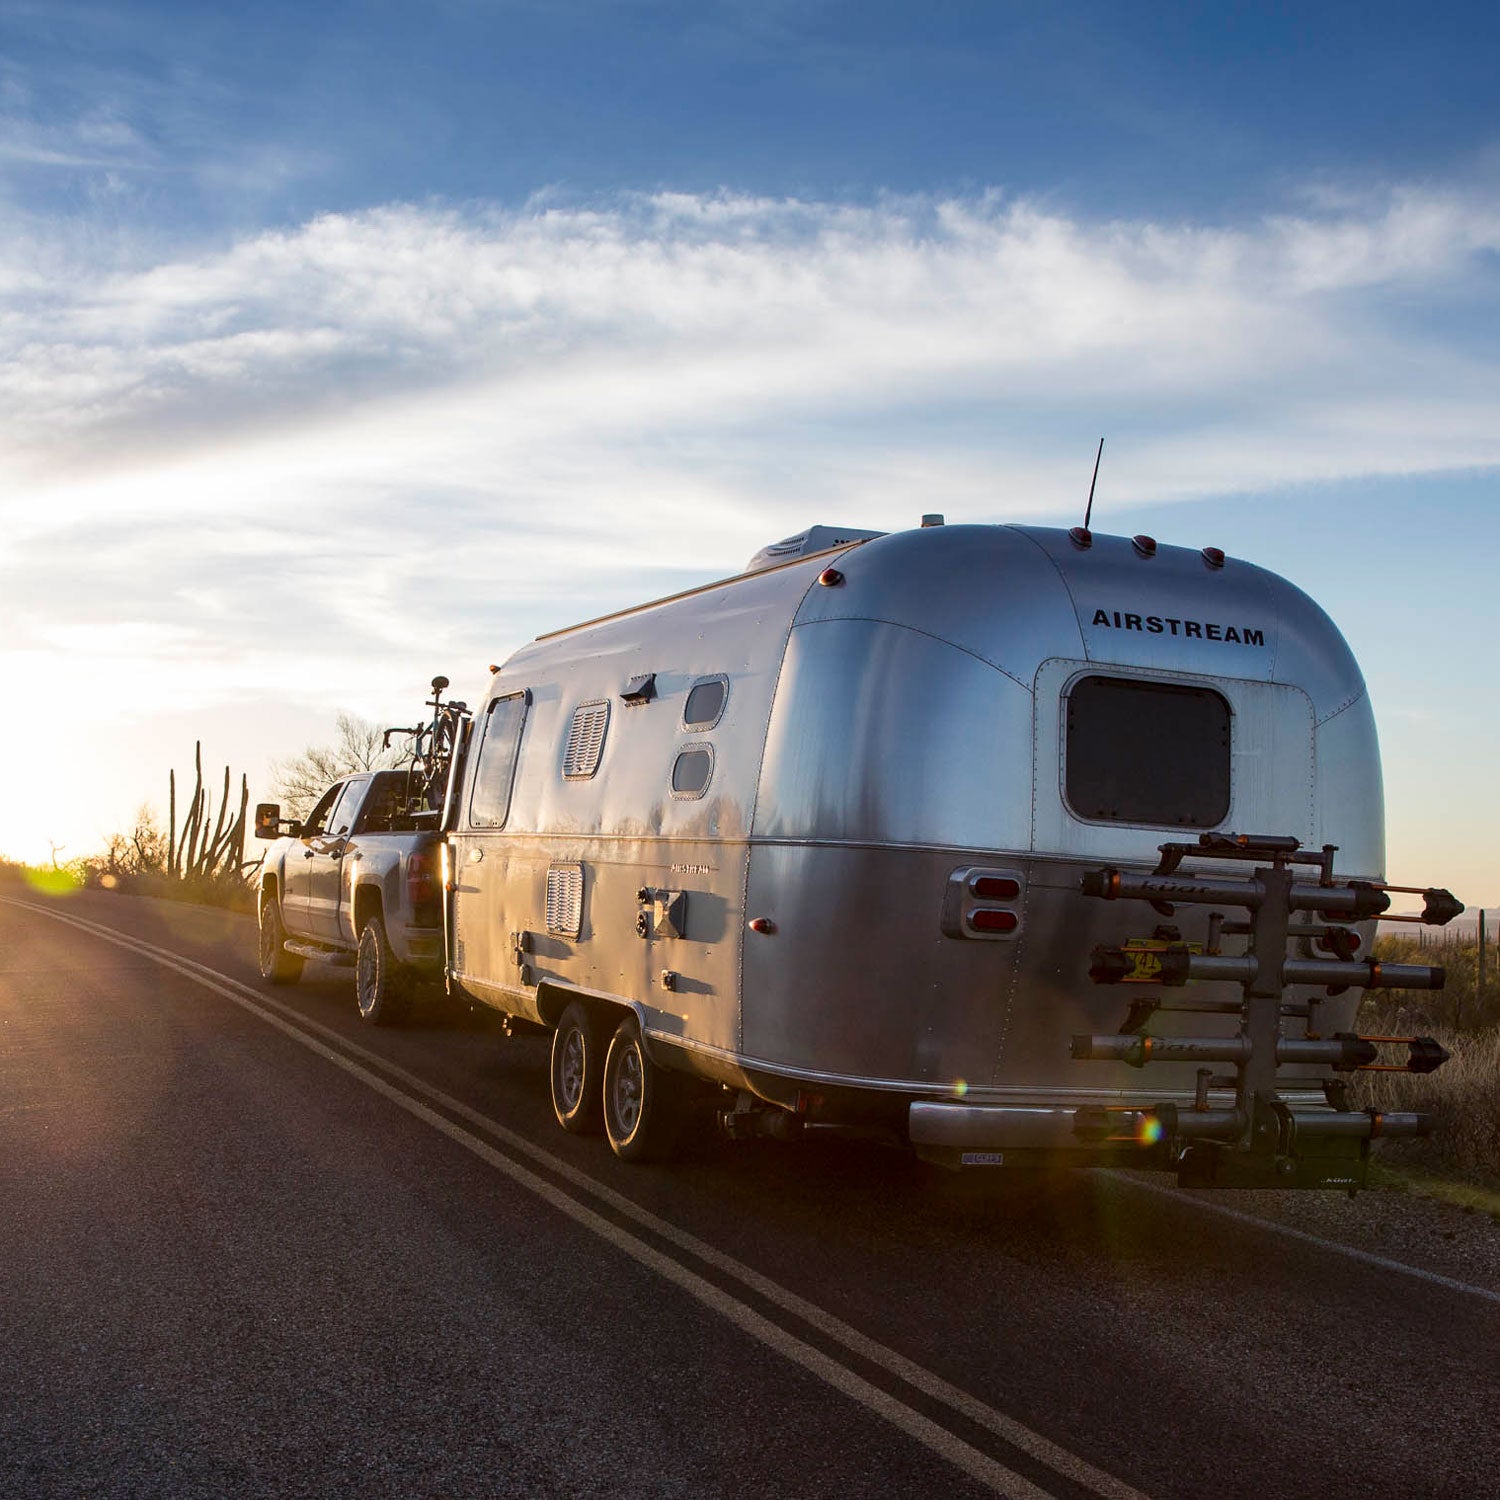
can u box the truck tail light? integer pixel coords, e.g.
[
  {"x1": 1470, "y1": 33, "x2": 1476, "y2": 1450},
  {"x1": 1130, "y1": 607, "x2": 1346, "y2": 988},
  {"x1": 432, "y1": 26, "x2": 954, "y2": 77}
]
[{"x1": 408, "y1": 851, "x2": 438, "y2": 909}]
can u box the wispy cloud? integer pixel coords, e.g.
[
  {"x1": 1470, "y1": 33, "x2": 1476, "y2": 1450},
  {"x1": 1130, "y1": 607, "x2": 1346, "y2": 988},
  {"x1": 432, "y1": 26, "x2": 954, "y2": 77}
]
[{"x1": 3, "y1": 185, "x2": 1498, "y2": 501}]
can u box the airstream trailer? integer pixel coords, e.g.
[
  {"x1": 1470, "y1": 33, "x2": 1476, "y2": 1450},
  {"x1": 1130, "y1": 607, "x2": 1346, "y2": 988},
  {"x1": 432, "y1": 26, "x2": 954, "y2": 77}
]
[{"x1": 443, "y1": 521, "x2": 1456, "y2": 1186}]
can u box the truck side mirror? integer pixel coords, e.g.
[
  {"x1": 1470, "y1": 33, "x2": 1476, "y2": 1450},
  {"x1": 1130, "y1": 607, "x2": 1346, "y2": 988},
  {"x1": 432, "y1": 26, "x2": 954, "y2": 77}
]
[{"x1": 254, "y1": 803, "x2": 287, "y2": 840}]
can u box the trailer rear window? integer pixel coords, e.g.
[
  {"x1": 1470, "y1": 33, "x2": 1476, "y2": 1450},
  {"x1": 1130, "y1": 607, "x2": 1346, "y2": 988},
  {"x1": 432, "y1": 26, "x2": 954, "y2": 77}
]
[{"x1": 1065, "y1": 675, "x2": 1230, "y2": 828}]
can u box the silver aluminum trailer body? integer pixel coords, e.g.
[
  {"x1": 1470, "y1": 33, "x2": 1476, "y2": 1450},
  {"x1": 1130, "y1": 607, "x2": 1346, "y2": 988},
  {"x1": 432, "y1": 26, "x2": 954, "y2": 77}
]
[{"x1": 445, "y1": 523, "x2": 1384, "y2": 1161}]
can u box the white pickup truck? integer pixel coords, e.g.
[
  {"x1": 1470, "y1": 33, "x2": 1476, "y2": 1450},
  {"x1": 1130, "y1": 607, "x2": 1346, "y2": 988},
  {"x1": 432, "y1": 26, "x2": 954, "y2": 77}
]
[{"x1": 253, "y1": 768, "x2": 444, "y2": 1023}]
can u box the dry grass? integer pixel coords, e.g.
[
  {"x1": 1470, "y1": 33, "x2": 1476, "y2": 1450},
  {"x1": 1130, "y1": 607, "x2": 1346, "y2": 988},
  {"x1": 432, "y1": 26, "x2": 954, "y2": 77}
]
[
  {"x1": 1350, "y1": 1023, "x2": 1500, "y2": 1184},
  {"x1": 1353, "y1": 937, "x2": 1500, "y2": 1185}
]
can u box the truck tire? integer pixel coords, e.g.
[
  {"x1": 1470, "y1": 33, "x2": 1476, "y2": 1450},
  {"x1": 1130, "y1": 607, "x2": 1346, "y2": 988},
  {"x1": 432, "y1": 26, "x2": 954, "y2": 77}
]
[
  {"x1": 355, "y1": 913, "x2": 408, "y2": 1026},
  {"x1": 258, "y1": 897, "x2": 304, "y2": 985},
  {"x1": 550, "y1": 1000, "x2": 607, "y2": 1135},
  {"x1": 602, "y1": 1014, "x2": 684, "y2": 1163}
]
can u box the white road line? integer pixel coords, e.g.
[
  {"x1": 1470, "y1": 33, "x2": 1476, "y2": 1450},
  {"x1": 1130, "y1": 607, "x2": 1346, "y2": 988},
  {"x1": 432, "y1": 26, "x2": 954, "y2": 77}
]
[
  {"x1": 7, "y1": 897, "x2": 1145, "y2": 1500},
  {"x1": 1101, "y1": 1170, "x2": 1500, "y2": 1308}
]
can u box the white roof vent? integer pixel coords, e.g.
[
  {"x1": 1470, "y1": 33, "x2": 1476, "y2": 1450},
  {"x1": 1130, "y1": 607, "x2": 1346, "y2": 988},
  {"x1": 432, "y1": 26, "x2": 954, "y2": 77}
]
[{"x1": 744, "y1": 524, "x2": 884, "y2": 574}]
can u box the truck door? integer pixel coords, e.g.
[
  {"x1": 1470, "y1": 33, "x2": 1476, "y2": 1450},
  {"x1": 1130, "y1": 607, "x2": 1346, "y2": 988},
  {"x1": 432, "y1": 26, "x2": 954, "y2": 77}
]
[
  {"x1": 306, "y1": 777, "x2": 368, "y2": 943},
  {"x1": 448, "y1": 692, "x2": 528, "y2": 995},
  {"x1": 282, "y1": 781, "x2": 344, "y2": 936}
]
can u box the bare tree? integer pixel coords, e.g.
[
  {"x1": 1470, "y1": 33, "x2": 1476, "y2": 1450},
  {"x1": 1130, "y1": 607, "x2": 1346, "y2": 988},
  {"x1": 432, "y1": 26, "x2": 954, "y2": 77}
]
[{"x1": 272, "y1": 713, "x2": 404, "y2": 817}]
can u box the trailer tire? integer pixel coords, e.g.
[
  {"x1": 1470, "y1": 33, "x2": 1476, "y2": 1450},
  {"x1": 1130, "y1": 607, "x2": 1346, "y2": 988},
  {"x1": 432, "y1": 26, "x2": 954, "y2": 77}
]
[
  {"x1": 602, "y1": 1014, "x2": 684, "y2": 1163},
  {"x1": 258, "y1": 897, "x2": 304, "y2": 985},
  {"x1": 550, "y1": 1001, "x2": 607, "y2": 1135},
  {"x1": 355, "y1": 913, "x2": 408, "y2": 1026}
]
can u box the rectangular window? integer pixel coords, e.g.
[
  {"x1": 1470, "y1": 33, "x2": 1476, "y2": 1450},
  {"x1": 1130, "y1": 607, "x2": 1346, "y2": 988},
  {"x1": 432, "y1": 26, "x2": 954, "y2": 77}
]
[
  {"x1": 469, "y1": 693, "x2": 528, "y2": 828},
  {"x1": 1065, "y1": 675, "x2": 1231, "y2": 828}
]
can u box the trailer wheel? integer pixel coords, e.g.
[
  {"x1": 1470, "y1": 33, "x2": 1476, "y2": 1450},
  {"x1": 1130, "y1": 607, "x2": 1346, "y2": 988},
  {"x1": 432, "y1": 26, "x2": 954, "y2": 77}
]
[
  {"x1": 355, "y1": 913, "x2": 408, "y2": 1025},
  {"x1": 550, "y1": 1001, "x2": 607, "y2": 1135},
  {"x1": 258, "y1": 897, "x2": 304, "y2": 985},
  {"x1": 602, "y1": 1014, "x2": 683, "y2": 1163}
]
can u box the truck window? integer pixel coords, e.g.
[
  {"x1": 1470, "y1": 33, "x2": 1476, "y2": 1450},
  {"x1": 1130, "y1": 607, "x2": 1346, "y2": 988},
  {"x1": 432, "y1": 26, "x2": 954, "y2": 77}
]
[
  {"x1": 302, "y1": 782, "x2": 344, "y2": 838},
  {"x1": 470, "y1": 693, "x2": 528, "y2": 828},
  {"x1": 326, "y1": 779, "x2": 365, "y2": 837},
  {"x1": 1065, "y1": 675, "x2": 1230, "y2": 828}
]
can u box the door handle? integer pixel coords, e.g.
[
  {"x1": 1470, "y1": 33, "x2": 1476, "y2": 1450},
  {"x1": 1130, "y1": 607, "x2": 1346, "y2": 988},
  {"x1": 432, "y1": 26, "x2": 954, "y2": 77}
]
[{"x1": 303, "y1": 850, "x2": 315, "y2": 859}]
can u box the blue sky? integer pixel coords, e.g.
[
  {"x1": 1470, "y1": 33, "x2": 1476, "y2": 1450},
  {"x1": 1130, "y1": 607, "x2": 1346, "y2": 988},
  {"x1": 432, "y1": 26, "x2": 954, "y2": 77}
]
[{"x1": 1, "y1": 1, "x2": 1497, "y2": 904}]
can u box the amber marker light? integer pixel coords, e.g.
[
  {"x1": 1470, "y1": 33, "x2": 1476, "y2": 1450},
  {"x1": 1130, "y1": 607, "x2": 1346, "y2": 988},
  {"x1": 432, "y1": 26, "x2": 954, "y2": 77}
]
[
  {"x1": 818, "y1": 568, "x2": 844, "y2": 587},
  {"x1": 748, "y1": 917, "x2": 777, "y2": 934}
]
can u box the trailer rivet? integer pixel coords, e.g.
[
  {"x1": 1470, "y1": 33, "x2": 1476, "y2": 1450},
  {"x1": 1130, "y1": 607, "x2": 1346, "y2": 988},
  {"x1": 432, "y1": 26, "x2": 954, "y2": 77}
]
[
  {"x1": 818, "y1": 568, "x2": 844, "y2": 587},
  {"x1": 748, "y1": 917, "x2": 777, "y2": 935}
]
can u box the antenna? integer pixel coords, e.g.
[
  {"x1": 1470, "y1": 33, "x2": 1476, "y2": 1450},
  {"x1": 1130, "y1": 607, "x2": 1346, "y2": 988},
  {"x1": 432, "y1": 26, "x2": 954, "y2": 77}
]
[{"x1": 1083, "y1": 438, "x2": 1104, "y2": 530}]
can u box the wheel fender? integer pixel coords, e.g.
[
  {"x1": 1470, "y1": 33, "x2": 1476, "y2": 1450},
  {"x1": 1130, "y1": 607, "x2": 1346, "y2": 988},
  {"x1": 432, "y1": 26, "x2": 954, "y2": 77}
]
[
  {"x1": 351, "y1": 881, "x2": 383, "y2": 938},
  {"x1": 535, "y1": 983, "x2": 671, "y2": 1062}
]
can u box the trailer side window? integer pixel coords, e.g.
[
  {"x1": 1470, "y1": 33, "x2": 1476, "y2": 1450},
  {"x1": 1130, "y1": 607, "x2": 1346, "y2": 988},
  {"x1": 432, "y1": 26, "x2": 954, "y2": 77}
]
[
  {"x1": 671, "y1": 746, "x2": 714, "y2": 799},
  {"x1": 470, "y1": 693, "x2": 528, "y2": 828},
  {"x1": 1065, "y1": 675, "x2": 1230, "y2": 828},
  {"x1": 561, "y1": 700, "x2": 610, "y2": 780},
  {"x1": 683, "y1": 676, "x2": 727, "y2": 731}
]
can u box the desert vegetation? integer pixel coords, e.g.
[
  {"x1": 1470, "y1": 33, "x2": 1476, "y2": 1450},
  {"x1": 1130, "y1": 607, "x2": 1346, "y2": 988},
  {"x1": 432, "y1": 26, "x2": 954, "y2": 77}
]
[{"x1": 1353, "y1": 932, "x2": 1500, "y2": 1187}]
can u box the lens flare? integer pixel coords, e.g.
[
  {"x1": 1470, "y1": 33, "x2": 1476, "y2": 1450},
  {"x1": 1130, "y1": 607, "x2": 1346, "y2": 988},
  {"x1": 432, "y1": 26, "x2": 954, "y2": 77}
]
[
  {"x1": 952, "y1": 1078, "x2": 969, "y2": 1098},
  {"x1": 1137, "y1": 1114, "x2": 1165, "y2": 1146},
  {"x1": 23, "y1": 866, "x2": 79, "y2": 898}
]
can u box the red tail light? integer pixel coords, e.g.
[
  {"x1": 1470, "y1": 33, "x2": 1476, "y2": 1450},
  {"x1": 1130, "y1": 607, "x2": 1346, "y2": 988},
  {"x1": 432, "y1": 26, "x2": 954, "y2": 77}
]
[
  {"x1": 407, "y1": 851, "x2": 438, "y2": 909},
  {"x1": 967, "y1": 909, "x2": 1019, "y2": 935},
  {"x1": 970, "y1": 875, "x2": 1020, "y2": 901}
]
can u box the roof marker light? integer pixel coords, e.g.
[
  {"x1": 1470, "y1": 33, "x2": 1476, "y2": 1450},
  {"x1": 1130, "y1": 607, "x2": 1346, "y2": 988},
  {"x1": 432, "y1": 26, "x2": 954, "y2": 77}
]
[
  {"x1": 818, "y1": 568, "x2": 844, "y2": 587},
  {"x1": 1202, "y1": 546, "x2": 1226, "y2": 569},
  {"x1": 1068, "y1": 526, "x2": 1092, "y2": 549},
  {"x1": 1132, "y1": 534, "x2": 1157, "y2": 558}
]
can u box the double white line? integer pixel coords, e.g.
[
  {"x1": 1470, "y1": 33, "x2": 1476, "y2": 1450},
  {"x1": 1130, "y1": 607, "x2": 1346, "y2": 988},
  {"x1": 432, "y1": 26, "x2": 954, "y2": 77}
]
[{"x1": 5, "y1": 896, "x2": 1145, "y2": 1500}]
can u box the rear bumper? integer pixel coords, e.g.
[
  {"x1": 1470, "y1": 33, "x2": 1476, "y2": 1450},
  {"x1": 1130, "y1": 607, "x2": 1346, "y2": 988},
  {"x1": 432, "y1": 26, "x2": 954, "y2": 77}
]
[
  {"x1": 908, "y1": 1102, "x2": 1093, "y2": 1156},
  {"x1": 395, "y1": 926, "x2": 443, "y2": 969}
]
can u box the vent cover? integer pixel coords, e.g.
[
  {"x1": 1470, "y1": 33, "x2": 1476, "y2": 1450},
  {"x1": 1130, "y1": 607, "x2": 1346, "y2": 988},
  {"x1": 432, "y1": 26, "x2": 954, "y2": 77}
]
[
  {"x1": 562, "y1": 700, "x2": 610, "y2": 779},
  {"x1": 545, "y1": 863, "x2": 584, "y2": 938}
]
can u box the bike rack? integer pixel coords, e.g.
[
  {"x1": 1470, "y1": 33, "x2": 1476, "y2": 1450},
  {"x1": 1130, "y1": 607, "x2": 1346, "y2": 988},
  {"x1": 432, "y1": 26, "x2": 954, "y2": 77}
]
[{"x1": 1072, "y1": 833, "x2": 1463, "y2": 1190}]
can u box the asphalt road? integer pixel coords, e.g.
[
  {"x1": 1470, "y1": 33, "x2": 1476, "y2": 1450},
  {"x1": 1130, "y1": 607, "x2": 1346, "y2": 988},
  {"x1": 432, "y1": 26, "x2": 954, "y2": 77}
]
[{"x1": 2, "y1": 887, "x2": 1497, "y2": 1499}]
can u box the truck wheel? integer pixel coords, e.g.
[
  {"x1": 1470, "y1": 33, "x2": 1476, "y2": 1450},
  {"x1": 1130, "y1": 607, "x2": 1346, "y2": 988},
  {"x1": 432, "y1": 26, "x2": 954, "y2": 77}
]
[
  {"x1": 602, "y1": 1014, "x2": 683, "y2": 1163},
  {"x1": 550, "y1": 1001, "x2": 607, "y2": 1135},
  {"x1": 258, "y1": 898, "x2": 304, "y2": 985},
  {"x1": 355, "y1": 913, "x2": 408, "y2": 1026}
]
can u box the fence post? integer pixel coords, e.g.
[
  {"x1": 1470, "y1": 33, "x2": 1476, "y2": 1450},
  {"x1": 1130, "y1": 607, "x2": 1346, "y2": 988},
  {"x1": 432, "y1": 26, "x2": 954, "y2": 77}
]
[{"x1": 1479, "y1": 908, "x2": 1487, "y2": 1025}]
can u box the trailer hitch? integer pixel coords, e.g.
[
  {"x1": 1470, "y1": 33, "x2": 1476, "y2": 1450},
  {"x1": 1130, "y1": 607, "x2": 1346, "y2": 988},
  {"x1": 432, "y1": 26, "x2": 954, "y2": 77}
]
[{"x1": 1072, "y1": 833, "x2": 1462, "y2": 1191}]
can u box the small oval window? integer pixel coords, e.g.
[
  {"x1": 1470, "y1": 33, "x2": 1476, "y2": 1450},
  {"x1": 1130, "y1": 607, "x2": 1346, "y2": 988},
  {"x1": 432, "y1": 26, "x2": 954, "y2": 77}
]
[
  {"x1": 671, "y1": 746, "x2": 714, "y2": 799},
  {"x1": 683, "y1": 677, "x2": 727, "y2": 731}
]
